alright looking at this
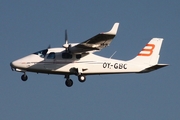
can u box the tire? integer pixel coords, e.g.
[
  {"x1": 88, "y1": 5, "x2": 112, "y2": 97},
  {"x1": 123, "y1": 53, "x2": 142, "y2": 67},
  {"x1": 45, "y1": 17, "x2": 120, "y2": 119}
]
[
  {"x1": 78, "y1": 75, "x2": 86, "y2": 82},
  {"x1": 21, "y1": 74, "x2": 28, "y2": 81},
  {"x1": 65, "y1": 79, "x2": 73, "y2": 87}
]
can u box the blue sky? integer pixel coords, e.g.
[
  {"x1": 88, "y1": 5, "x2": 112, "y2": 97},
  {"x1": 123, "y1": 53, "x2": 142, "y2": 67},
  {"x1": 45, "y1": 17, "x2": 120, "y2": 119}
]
[{"x1": 1, "y1": 0, "x2": 180, "y2": 120}]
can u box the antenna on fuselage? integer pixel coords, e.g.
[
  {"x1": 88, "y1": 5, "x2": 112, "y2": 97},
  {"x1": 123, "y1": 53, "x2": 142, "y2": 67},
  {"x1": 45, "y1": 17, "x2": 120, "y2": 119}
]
[
  {"x1": 110, "y1": 51, "x2": 117, "y2": 59},
  {"x1": 47, "y1": 44, "x2": 51, "y2": 48}
]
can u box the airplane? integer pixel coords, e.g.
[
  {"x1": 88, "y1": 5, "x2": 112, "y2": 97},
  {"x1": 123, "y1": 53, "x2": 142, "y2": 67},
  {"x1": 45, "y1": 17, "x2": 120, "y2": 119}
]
[{"x1": 10, "y1": 22, "x2": 168, "y2": 87}]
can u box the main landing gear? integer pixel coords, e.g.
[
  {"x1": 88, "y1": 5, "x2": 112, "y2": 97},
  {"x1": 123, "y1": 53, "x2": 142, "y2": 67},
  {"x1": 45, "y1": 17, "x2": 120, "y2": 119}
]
[
  {"x1": 64, "y1": 75, "x2": 73, "y2": 87},
  {"x1": 65, "y1": 74, "x2": 86, "y2": 87},
  {"x1": 78, "y1": 75, "x2": 86, "y2": 82}
]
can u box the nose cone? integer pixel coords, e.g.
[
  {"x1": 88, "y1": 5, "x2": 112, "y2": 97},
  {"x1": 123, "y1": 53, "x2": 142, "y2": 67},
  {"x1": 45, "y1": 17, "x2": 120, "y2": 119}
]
[
  {"x1": 10, "y1": 54, "x2": 42, "y2": 71},
  {"x1": 10, "y1": 60, "x2": 17, "y2": 71},
  {"x1": 10, "y1": 60, "x2": 23, "y2": 69},
  {"x1": 10, "y1": 60, "x2": 18, "y2": 68},
  {"x1": 10, "y1": 54, "x2": 34, "y2": 69}
]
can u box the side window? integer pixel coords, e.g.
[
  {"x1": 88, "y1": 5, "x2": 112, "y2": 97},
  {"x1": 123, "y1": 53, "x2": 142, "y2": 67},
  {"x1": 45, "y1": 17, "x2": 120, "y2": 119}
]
[
  {"x1": 62, "y1": 52, "x2": 72, "y2": 59},
  {"x1": 76, "y1": 54, "x2": 81, "y2": 59},
  {"x1": 47, "y1": 52, "x2": 55, "y2": 59}
]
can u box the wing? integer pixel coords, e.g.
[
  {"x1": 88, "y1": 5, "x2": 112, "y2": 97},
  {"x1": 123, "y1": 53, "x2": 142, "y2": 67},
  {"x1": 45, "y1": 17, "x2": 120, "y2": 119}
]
[{"x1": 70, "y1": 23, "x2": 119, "y2": 53}]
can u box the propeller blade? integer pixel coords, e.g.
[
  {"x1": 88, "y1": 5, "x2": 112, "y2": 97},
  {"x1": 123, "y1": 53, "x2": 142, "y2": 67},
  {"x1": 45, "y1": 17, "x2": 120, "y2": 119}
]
[
  {"x1": 63, "y1": 29, "x2": 71, "y2": 52},
  {"x1": 65, "y1": 29, "x2": 68, "y2": 45}
]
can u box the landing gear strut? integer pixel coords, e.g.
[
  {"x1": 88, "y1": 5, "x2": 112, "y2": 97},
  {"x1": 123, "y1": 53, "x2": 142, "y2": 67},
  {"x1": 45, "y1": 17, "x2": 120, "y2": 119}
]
[
  {"x1": 65, "y1": 75, "x2": 73, "y2": 87},
  {"x1": 21, "y1": 73, "x2": 28, "y2": 81}
]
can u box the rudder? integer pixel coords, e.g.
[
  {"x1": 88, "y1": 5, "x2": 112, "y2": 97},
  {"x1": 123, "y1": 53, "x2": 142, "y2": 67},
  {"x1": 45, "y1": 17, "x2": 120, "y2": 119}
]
[{"x1": 129, "y1": 38, "x2": 163, "y2": 65}]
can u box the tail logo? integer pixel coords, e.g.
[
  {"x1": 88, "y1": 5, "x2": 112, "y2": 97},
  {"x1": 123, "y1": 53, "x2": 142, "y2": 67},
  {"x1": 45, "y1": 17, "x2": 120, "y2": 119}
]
[{"x1": 138, "y1": 44, "x2": 155, "y2": 56}]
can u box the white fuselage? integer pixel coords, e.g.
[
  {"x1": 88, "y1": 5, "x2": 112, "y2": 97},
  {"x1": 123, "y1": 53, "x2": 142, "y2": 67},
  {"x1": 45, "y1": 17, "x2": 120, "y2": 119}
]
[{"x1": 11, "y1": 48, "x2": 147, "y2": 75}]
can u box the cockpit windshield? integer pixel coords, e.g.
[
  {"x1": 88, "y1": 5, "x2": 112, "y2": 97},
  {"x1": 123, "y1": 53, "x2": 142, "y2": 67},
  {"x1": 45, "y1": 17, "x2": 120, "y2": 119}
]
[{"x1": 33, "y1": 49, "x2": 48, "y2": 58}]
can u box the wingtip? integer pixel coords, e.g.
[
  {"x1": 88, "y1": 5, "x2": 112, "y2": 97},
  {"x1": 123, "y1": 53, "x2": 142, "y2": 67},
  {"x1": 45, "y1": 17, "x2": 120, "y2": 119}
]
[{"x1": 103, "y1": 22, "x2": 120, "y2": 35}]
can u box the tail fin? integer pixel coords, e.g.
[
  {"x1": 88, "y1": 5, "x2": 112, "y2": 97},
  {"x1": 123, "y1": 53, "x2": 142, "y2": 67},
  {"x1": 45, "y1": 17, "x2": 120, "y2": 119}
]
[{"x1": 129, "y1": 38, "x2": 163, "y2": 65}]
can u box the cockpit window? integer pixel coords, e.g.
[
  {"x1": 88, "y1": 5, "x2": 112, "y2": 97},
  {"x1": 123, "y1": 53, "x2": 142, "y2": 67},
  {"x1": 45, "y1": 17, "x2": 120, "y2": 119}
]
[
  {"x1": 47, "y1": 52, "x2": 55, "y2": 59},
  {"x1": 62, "y1": 52, "x2": 72, "y2": 59},
  {"x1": 33, "y1": 49, "x2": 48, "y2": 58}
]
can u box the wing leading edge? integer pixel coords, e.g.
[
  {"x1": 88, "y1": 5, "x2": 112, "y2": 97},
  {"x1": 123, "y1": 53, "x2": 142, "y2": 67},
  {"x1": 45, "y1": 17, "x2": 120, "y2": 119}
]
[{"x1": 70, "y1": 23, "x2": 119, "y2": 53}]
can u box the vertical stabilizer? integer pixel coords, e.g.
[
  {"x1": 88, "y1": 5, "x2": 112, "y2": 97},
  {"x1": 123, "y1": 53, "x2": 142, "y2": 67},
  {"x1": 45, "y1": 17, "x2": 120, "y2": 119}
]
[{"x1": 129, "y1": 38, "x2": 163, "y2": 65}]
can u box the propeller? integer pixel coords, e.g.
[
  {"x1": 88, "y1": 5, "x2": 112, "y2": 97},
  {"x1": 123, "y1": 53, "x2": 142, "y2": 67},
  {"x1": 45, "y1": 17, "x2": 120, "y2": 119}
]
[
  {"x1": 63, "y1": 30, "x2": 71, "y2": 52},
  {"x1": 65, "y1": 29, "x2": 68, "y2": 45}
]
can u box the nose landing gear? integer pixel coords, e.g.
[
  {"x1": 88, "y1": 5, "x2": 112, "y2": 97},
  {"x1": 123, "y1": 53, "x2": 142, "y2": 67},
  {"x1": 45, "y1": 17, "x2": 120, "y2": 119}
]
[{"x1": 21, "y1": 73, "x2": 28, "y2": 81}]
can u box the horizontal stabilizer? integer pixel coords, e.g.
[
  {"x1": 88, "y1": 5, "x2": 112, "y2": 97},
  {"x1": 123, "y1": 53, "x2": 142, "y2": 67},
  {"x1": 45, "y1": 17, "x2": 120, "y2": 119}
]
[{"x1": 138, "y1": 64, "x2": 169, "y2": 73}]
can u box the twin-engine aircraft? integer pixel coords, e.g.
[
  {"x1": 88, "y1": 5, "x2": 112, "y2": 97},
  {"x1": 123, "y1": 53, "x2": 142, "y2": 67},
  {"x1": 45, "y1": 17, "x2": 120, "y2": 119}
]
[{"x1": 10, "y1": 23, "x2": 168, "y2": 87}]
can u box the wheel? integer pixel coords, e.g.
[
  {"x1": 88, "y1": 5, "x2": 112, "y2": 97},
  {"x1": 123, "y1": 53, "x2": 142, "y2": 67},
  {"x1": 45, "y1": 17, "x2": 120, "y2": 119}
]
[
  {"x1": 21, "y1": 74, "x2": 28, "y2": 81},
  {"x1": 78, "y1": 75, "x2": 86, "y2": 82},
  {"x1": 65, "y1": 79, "x2": 73, "y2": 87}
]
